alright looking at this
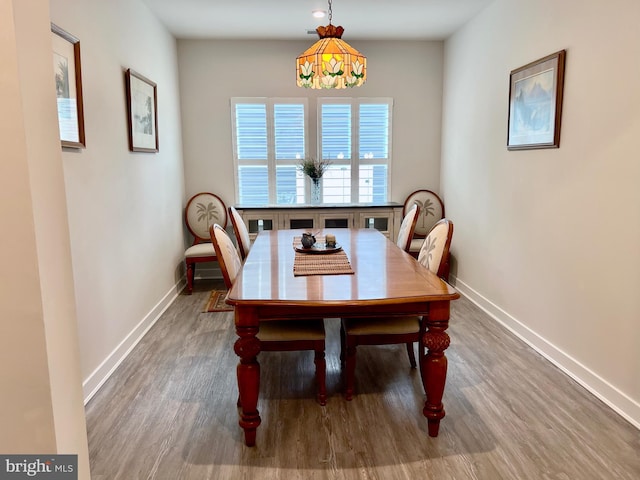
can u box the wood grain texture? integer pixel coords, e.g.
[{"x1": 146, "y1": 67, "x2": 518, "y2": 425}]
[
  {"x1": 227, "y1": 229, "x2": 459, "y2": 307},
  {"x1": 228, "y1": 228, "x2": 458, "y2": 444},
  {"x1": 86, "y1": 280, "x2": 640, "y2": 479}
]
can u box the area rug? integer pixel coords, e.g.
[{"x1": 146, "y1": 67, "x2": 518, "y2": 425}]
[{"x1": 203, "y1": 290, "x2": 234, "y2": 312}]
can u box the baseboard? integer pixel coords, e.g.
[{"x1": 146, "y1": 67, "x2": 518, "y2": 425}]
[
  {"x1": 450, "y1": 275, "x2": 640, "y2": 431},
  {"x1": 82, "y1": 279, "x2": 185, "y2": 404}
]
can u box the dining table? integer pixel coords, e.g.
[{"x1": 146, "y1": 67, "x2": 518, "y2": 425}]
[{"x1": 225, "y1": 228, "x2": 460, "y2": 446}]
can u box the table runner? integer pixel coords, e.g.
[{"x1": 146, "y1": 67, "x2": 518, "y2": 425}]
[{"x1": 293, "y1": 236, "x2": 355, "y2": 276}]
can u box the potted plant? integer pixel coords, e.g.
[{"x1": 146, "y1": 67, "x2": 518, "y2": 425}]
[{"x1": 298, "y1": 158, "x2": 331, "y2": 204}]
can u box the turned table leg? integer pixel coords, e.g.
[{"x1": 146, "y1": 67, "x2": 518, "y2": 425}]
[
  {"x1": 421, "y1": 301, "x2": 451, "y2": 437},
  {"x1": 234, "y1": 307, "x2": 261, "y2": 446}
]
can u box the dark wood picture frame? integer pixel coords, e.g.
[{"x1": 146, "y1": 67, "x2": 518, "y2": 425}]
[
  {"x1": 507, "y1": 50, "x2": 566, "y2": 150},
  {"x1": 51, "y1": 23, "x2": 86, "y2": 149},
  {"x1": 125, "y1": 69, "x2": 159, "y2": 152}
]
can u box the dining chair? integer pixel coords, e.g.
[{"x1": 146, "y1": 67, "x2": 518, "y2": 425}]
[
  {"x1": 184, "y1": 192, "x2": 228, "y2": 295},
  {"x1": 209, "y1": 223, "x2": 327, "y2": 406},
  {"x1": 396, "y1": 203, "x2": 420, "y2": 253},
  {"x1": 340, "y1": 218, "x2": 454, "y2": 401},
  {"x1": 403, "y1": 189, "x2": 445, "y2": 259},
  {"x1": 228, "y1": 206, "x2": 251, "y2": 260}
]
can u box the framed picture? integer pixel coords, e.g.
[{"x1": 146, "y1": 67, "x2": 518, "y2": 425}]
[
  {"x1": 125, "y1": 69, "x2": 159, "y2": 152},
  {"x1": 51, "y1": 24, "x2": 85, "y2": 148},
  {"x1": 507, "y1": 50, "x2": 566, "y2": 150}
]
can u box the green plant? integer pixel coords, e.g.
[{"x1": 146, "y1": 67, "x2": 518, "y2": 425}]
[{"x1": 298, "y1": 158, "x2": 331, "y2": 180}]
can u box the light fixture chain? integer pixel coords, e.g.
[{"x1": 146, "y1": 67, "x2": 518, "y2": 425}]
[{"x1": 328, "y1": 0, "x2": 332, "y2": 24}]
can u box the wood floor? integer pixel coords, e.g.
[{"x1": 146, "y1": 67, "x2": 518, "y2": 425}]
[{"x1": 86, "y1": 280, "x2": 640, "y2": 479}]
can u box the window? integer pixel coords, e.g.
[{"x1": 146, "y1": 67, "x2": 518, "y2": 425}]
[
  {"x1": 232, "y1": 98, "x2": 308, "y2": 206},
  {"x1": 319, "y1": 98, "x2": 392, "y2": 203},
  {"x1": 231, "y1": 97, "x2": 392, "y2": 205}
]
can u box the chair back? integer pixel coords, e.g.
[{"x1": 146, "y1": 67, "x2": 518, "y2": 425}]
[
  {"x1": 229, "y1": 206, "x2": 251, "y2": 260},
  {"x1": 210, "y1": 224, "x2": 243, "y2": 289},
  {"x1": 396, "y1": 204, "x2": 420, "y2": 253},
  {"x1": 417, "y1": 218, "x2": 453, "y2": 279},
  {"x1": 185, "y1": 193, "x2": 227, "y2": 244},
  {"x1": 403, "y1": 189, "x2": 444, "y2": 238}
]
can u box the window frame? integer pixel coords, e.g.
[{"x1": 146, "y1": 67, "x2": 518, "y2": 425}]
[
  {"x1": 318, "y1": 97, "x2": 393, "y2": 204},
  {"x1": 231, "y1": 97, "x2": 309, "y2": 206},
  {"x1": 230, "y1": 96, "x2": 392, "y2": 206}
]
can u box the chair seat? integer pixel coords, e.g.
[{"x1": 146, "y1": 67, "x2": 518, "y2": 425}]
[
  {"x1": 185, "y1": 242, "x2": 215, "y2": 258},
  {"x1": 258, "y1": 320, "x2": 325, "y2": 342},
  {"x1": 343, "y1": 316, "x2": 419, "y2": 336}
]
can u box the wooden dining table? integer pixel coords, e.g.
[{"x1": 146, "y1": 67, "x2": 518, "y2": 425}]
[{"x1": 225, "y1": 228, "x2": 460, "y2": 446}]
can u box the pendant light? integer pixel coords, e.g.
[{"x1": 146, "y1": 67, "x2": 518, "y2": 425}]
[{"x1": 296, "y1": 0, "x2": 366, "y2": 89}]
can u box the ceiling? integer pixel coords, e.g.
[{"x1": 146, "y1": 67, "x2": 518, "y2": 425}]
[{"x1": 141, "y1": 0, "x2": 494, "y2": 41}]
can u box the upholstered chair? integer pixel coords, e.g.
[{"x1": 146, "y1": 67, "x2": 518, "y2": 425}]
[
  {"x1": 340, "y1": 218, "x2": 454, "y2": 401},
  {"x1": 417, "y1": 218, "x2": 453, "y2": 278},
  {"x1": 228, "y1": 206, "x2": 251, "y2": 260},
  {"x1": 184, "y1": 193, "x2": 227, "y2": 294},
  {"x1": 396, "y1": 203, "x2": 420, "y2": 253},
  {"x1": 403, "y1": 189, "x2": 445, "y2": 258},
  {"x1": 209, "y1": 224, "x2": 327, "y2": 406}
]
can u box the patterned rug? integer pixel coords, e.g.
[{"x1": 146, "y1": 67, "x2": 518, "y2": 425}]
[{"x1": 203, "y1": 290, "x2": 234, "y2": 312}]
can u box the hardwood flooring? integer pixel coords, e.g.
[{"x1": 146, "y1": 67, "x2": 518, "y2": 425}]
[{"x1": 86, "y1": 280, "x2": 640, "y2": 479}]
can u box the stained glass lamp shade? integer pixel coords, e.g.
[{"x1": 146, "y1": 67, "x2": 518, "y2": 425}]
[{"x1": 296, "y1": 24, "x2": 366, "y2": 90}]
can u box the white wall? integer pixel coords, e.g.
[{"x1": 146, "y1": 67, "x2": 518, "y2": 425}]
[
  {"x1": 442, "y1": 0, "x2": 640, "y2": 426},
  {"x1": 1, "y1": 0, "x2": 89, "y2": 476},
  {"x1": 49, "y1": 0, "x2": 186, "y2": 397},
  {"x1": 177, "y1": 39, "x2": 444, "y2": 206}
]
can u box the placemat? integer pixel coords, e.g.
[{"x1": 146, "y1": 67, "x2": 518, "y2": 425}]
[{"x1": 293, "y1": 236, "x2": 355, "y2": 276}]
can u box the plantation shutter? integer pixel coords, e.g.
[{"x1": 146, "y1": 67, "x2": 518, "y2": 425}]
[{"x1": 232, "y1": 99, "x2": 307, "y2": 205}]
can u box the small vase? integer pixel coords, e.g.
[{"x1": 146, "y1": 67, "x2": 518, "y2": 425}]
[{"x1": 311, "y1": 178, "x2": 321, "y2": 205}]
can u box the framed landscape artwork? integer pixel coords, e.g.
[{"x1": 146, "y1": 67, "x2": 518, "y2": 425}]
[
  {"x1": 125, "y1": 69, "x2": 159, "y2": 152},
  {"x1": 507, "y1": 50, "x2": 566, "y2": 150},
  {"x1": 51, "y1": 24, "x2": 85, "y2": 148}
]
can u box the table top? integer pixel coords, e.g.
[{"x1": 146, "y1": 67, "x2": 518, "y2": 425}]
[{"x1": 226, "y1": 228, "x2": 459, "y2": 309}]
